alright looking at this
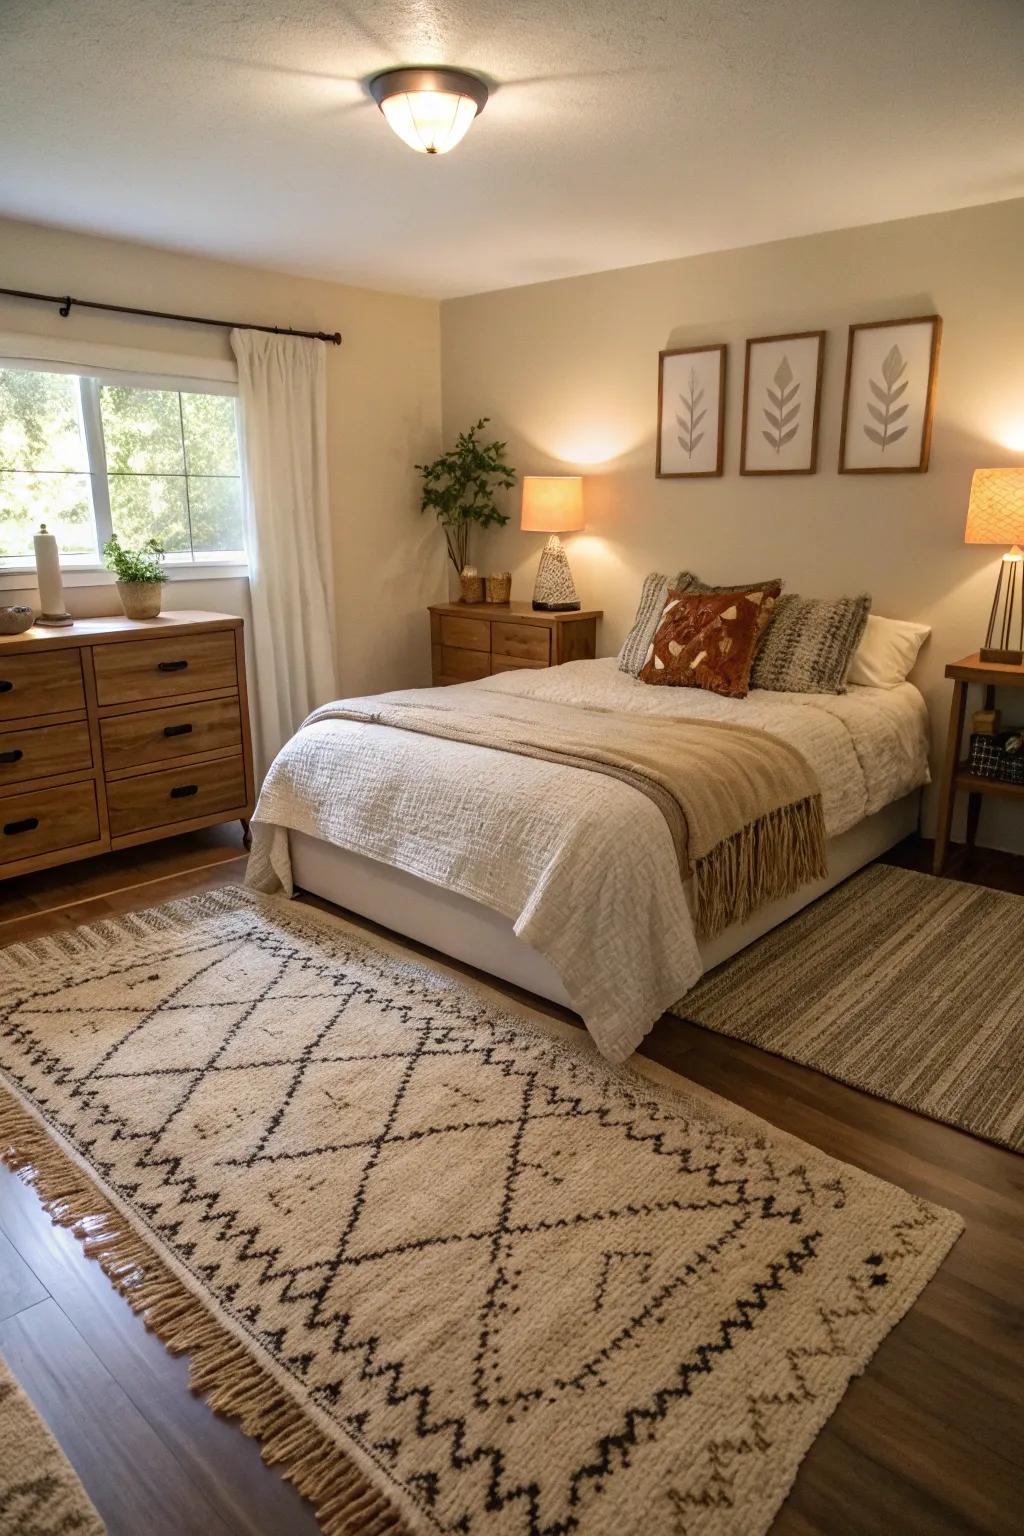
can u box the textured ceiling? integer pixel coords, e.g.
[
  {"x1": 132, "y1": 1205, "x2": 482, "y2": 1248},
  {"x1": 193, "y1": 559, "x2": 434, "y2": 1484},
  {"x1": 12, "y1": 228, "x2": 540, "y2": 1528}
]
[{"x1": 2, "y1": 1, "x2": 1023, "y2": 298}]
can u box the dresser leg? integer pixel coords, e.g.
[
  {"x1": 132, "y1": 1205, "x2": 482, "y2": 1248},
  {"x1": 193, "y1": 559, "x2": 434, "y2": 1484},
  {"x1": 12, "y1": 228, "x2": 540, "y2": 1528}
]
[
  {"x1": 933, "y1": 680, "x2": 966, "y2": 876},
  {"x1": 241, "y1": 818, "x2": 252, "y2": 851}
]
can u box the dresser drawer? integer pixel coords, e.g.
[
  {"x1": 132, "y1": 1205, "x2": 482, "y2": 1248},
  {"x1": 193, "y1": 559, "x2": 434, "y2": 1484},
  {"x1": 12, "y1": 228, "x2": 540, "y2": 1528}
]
[
  {"x1": 101, "y1": 697, "x2": 242, "y2": 771},
  {"x1": 440, "y1": 646, "x2": 490, "y2": 682},
  {"x1": 492, "y1": 622, "x2": 550, "y2": 664},
  {"x1": 94, "y1": 631, "x2": 237, "y2": 706},
  {"x1": 440, "y1": 615, "x2": 490, "y2": 652},
  {"x1": 0, "y1": 781, "x2": 99, "y2": 867},
  {"x1": 107, "y1": 754, "x2": 247, "y2": 838},
  {"x1": 0, "y1": 719, "x2": 92, "y2": 788},
  {"x1": 0, "y1": 650, "x2": 85, "y2": 722}
]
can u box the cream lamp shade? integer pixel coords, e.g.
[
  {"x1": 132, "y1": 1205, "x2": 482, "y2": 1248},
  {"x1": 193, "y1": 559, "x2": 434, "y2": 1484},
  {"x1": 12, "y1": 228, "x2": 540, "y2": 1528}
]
[
  {"x1": 520, "y1": 476, "x2": 585, "y2": 534},
  {"x1": 964, "y1": 468, "x2": 1024, "y2": 664},
  {"x1": 521, "y1": 477, "x2": 584, "y2": 611}
]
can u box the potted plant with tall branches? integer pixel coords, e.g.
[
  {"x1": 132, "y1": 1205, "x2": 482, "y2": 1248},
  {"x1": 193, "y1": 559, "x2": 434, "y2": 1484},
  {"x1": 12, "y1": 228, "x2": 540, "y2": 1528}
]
[{"x1": 417, "y1": 419, "x2": 516, "y2": 595}]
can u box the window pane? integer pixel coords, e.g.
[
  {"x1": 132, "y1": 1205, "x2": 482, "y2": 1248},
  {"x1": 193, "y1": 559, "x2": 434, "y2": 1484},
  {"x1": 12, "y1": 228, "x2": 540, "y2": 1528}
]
[
  {"x1": 187, "y1": 477, "x2": 244, "y2": 554},
  {"x1": 0, "y1": 471, "x2": 96, "y2": 559},
  {"x1": 100, "y1": 385, "x2": 185, "y2": 475},
  {"x1": 0, "y1": 368, "x2": 89, "y2": 472},
  {"x1": 109, "y1": 475, "x2": 190, "y2": 554},
  {"x1": 181, "y1": 393, "x2": 240, "y2": 476}
]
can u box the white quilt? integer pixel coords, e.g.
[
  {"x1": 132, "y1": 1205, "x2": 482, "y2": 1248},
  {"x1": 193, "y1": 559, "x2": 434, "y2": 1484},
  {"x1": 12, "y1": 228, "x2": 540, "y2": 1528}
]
[{"x1": 247, "y1": 658, "x2": 930, "y2": 1062}]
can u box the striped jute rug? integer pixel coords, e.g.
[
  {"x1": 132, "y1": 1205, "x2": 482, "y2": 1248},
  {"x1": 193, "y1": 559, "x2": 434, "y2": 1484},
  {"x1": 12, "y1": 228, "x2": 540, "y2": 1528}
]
[
  {"x1": 0, "y1": 1351, "x2": 104, "y2": 1535},
  {"x1": 679, "y1": 864, "x2": 1024, "y2": 1151}
]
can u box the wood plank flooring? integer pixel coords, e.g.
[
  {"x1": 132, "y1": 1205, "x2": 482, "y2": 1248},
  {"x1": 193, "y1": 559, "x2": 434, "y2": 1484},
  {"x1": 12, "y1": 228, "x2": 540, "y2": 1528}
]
[{"x1": 0, "y1": 829, "x2": 1021, "y2": 1535}]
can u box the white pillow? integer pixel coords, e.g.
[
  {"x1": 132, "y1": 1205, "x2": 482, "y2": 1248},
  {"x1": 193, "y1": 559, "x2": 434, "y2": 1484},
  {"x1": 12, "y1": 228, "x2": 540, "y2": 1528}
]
[{"x1": 847, "y1": 613, "x2": 930, "y2": 689}]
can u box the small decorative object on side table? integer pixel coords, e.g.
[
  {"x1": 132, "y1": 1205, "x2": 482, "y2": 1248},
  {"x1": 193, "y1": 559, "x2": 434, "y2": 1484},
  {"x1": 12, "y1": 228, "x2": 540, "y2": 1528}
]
[
  {"x1": 429, "y1": 600, "x2": 601, "y2": 685},
  {"x1": 932, "y1": 651, "x2": 1024, "y2": 875}
]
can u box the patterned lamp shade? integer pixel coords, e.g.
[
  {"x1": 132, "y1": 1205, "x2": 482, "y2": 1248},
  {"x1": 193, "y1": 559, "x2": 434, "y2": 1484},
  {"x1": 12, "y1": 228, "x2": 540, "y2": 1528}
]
[
  {"x1": 520, "y1": 477, "x2": 584, "y2": 534},
  {"x1": 964, "y1": 468, "x2": 1024, "y2": 546}
]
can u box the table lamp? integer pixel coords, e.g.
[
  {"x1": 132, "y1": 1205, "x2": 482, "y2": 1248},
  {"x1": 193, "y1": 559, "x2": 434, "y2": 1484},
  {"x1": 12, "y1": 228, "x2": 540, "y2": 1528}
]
[
  {"x1": 964, "y1": 468, "x2": 1024, "y2": 664},
  {"x1": 520, "y1": 476, "x2": 584, "y2": 611}
]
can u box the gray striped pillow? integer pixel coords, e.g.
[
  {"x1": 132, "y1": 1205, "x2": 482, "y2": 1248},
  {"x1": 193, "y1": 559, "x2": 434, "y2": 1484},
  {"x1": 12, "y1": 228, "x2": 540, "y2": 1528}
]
[
  {"x1": 751, "y1": 593, "x2": 872, "y2": 694},
  {"x1": 617, "y1": 572, "x2": 683, "y2": 676}
]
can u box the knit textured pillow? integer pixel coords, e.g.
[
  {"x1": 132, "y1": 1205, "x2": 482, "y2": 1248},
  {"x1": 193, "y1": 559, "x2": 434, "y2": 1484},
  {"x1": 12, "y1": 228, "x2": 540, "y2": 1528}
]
[
  {"x1": 750, "y1": 593, "x2": 872, "y2": 694},
  {"x1": 617, "y1": 571, "x2": 685, "y2": 676},
  {"x1": 639, "y1": 584, "x2": 781, "y2": 697}
]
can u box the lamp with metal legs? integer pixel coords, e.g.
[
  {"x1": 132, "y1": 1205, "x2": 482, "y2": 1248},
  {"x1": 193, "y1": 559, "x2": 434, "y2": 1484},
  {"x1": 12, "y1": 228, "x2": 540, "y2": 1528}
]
[
  {"x1": 964, "y1": 469, "x2": 1024, "y2": 665},
  {"x1": 520, "y1": 476, "x2": 584, "y2": 612}
]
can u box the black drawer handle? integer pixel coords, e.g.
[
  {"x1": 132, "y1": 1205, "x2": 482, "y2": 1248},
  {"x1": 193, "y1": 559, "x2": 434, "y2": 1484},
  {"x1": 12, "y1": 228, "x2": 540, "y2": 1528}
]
[
  {"x1": 0, "y1": 749, "x2": 23, "y2": 764},
  {"x1": 163, "y1": 723, "x2": 193, "y2": 738},
  {"x1": 158, "y1": 659, "x2": 189, "y2": 673},
  {"x1": 4, "y1": 816, "x2": 38, "y2": 836},
  {"x1": 0, "y1": 681, "x2": 11, "y2": 694},
  {"x1": 170, "y1": 784, "x2": 198, "y2": 799}
]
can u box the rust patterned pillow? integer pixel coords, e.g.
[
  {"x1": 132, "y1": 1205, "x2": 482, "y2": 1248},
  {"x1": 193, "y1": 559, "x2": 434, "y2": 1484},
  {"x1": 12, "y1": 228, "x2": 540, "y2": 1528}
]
[{"x1": 639, "y1": 584, "x2": 781, "y2": 696}]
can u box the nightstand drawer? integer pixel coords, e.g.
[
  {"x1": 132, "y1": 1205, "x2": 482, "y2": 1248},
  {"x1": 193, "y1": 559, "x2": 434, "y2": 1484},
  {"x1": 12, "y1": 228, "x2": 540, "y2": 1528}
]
[
  {"x1": 94, "y1": 632, "x2": 237, "y2": 706},
  {"x1": 492, "y1": 622, "x2": 550, "y2": 664},
  {"x1": 0, "y1": 650, "x2": 84, "y2": 722},
  {"x1": 441, "y1": 646, "x2": 491, "y2": 682},
  {"x1": 107, "y1": 753, "x2": 247, "y2": 837},
  {"x1": 440, "y1": 615, "x2": 490, "y2": 652},
  {"x1": 101, "y1": 697, "x2": 242, "y2": 770},
  {"x1": 0, "y1": 781, "x2": 99, "y2": 866},
  {"x1": 0, "y1": 719, "x2": 92, "y2": 788},
  {"x1": 490, "y1": 655, "x2": 548, "y2": 673}
]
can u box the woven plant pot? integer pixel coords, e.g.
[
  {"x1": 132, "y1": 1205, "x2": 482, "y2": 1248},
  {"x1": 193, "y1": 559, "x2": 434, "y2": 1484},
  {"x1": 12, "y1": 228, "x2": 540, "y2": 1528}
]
[
  {"x1": 485, "y1": 571, "x2": 512, "y2": 604},
  {"x1": 116, "y1": 581, "x2": 163, "y2": 620}
]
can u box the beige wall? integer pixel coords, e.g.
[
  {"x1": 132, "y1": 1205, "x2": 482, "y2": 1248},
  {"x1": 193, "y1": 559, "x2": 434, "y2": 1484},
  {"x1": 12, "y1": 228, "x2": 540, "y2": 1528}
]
[
  {"x1": 0, "y1": 217, "x2": 444, "y2": 695},
  {"x1": 441, "y1": 198, "x2": 1024, "y2": 851}
]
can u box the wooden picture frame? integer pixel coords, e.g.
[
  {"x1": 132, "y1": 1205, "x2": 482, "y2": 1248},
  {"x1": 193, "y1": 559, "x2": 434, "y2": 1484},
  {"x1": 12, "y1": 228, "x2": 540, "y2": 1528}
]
[
  {"x1": 740, "y1": 330, "x2": 825, "y2": 476},
  {"x1": 656, "y1": 344, "x2": 726, "y2": 478},
  {"x1": 838, "y1": 314, "x2": 942, "y2": 474}
]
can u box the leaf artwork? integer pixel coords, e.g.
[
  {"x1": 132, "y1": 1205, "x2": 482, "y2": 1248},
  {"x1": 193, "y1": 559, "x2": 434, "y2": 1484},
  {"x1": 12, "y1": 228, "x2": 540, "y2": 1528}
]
[
  {"x1": 676, "y1": 368, "x2": 706, "y2": 458},
  {"x1": 863, "y1": 343, "x2": 910, "y2": 450},
  {"x1": 761, "y1": 354, "x2": 801, "y2": 452}
]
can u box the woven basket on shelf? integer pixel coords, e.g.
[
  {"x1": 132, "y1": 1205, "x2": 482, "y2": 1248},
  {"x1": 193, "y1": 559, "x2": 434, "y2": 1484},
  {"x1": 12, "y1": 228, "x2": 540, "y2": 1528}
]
[
  {"x1": 485, "y1": 571, "x2": 511, "y2": 604},
  {"x1": 459, "y1": 569, "x2": 484, "y2": 604}
]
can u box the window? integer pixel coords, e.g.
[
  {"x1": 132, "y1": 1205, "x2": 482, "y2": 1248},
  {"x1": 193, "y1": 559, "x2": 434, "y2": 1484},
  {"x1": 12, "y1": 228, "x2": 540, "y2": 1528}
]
[{"x1": 0, "y1": 365, "x2": 245, "y2": 570}]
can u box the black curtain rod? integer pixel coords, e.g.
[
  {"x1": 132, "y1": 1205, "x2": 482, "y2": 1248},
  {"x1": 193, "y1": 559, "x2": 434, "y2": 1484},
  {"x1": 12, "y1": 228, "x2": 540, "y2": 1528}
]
[{"x1": 0, "y1": 285, "x2": 342, "y2": 345}]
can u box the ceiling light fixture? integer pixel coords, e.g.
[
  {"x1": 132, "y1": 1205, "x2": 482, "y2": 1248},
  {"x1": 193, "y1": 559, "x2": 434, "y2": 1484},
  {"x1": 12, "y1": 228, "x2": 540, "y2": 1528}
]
[{"x1": 369, "y1": 67, "x2": 488, "y2": 155}]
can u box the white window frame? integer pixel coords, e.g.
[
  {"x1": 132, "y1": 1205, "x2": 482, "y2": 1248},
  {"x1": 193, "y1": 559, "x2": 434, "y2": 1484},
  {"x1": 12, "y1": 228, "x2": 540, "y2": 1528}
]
[{"x1": 0, "y1": 335, "x2": 248, "y2": 590}]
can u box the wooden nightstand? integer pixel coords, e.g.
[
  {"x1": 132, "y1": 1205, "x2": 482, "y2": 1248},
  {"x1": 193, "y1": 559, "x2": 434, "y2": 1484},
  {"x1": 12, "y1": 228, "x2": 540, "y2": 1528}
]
[
  {"x1": 428, "y1": 601, "x2": 602, "y2": 686},
  {"x1": 933, "y1": 651, "x2": 1024, "y2": 875}
]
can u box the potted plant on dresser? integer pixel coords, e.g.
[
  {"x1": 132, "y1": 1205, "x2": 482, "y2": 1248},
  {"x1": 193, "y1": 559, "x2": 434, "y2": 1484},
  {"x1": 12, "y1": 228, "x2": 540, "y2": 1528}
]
[
  {"x1": 417, "y1": 418, "x2": 516, "y2": 602},
  {"x1": 103, "y1": 535, "x2": 166, "y2": 619}
]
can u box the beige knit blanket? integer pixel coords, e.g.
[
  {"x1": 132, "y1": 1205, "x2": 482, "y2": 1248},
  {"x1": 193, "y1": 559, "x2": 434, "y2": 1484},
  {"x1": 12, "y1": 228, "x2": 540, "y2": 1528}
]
[{"x1": 305, "y1": 687, "x2": 826, "y2": 938}]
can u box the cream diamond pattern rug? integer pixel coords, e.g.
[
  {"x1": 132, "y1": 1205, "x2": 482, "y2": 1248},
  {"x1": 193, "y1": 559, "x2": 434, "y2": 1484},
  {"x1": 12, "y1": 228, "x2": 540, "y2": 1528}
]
[{"x1": 0, "y1": 890, "x2": 960, "y2": 1536}]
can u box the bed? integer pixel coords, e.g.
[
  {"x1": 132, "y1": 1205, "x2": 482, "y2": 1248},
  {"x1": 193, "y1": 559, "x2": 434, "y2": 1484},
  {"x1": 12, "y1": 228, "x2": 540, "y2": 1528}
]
[{"x1": 246, "y1": 657, "x2": 929, "y2": 1061}]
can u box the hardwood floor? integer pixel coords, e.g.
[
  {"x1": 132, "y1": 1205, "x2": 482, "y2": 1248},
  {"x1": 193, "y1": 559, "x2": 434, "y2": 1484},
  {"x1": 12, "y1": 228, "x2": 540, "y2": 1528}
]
[{"x1": 0, "y1": 830, "x2": 1021, "y2": 1535}]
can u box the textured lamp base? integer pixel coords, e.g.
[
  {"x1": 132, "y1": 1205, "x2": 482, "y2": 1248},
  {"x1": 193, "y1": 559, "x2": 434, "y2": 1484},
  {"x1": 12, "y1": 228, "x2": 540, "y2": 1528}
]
[
  {"x1": 981, "y1": 549, "x2": 1023, "y2": 667},
  {"x1": 532, "y1": 534, "x2": 580, "y2": 612}
]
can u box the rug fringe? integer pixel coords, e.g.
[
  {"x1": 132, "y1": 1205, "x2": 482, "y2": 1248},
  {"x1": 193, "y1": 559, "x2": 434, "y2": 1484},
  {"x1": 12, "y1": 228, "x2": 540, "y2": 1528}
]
[
  {"x1": 693, "y1": 793, "x2": 828, "y2": 941},
  {"x1": 0, "y1": 1089, "x2": 413, "y2": 1536}
]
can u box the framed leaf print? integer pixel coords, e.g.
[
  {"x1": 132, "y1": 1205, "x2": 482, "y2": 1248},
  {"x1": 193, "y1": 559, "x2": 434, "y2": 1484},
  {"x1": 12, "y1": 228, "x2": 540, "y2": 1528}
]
[
  {"x1": 839, "y1": 315, "x2": 942, "y2": 473},
  {"x1": 740, "y1": 330, "x2": 825, "y2": 475},
  {"x1": 656, "y1": 344, "x2": 726, "y2": 477}
]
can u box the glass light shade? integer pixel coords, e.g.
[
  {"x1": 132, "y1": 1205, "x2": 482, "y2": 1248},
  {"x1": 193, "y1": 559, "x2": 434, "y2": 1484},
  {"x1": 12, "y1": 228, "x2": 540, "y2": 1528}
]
[
  {"x1": 964, "y1": 468, "x2": 1024, "y2": 545},
  {"x1": 520, "y1": 476, "x2": 584, "y2": 533},
  {"x1": 370, "y1": 68, "x2": 488, "y2": 155},
  {"x1": 380, "y1": 91, "x2": 479, "y2": 154}
]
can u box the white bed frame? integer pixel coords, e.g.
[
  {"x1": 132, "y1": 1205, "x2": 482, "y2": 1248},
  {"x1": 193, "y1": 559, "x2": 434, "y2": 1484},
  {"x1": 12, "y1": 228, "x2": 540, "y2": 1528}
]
[{"x1": 290, "y1": 790, "x2": 920, "y2": 1011}]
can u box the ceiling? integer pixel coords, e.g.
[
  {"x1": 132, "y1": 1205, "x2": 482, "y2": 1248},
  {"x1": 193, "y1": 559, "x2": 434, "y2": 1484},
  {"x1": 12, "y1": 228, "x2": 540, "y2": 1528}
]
[{"x1": 2, "y1": 1, "x2": 1023, "y2": 299}]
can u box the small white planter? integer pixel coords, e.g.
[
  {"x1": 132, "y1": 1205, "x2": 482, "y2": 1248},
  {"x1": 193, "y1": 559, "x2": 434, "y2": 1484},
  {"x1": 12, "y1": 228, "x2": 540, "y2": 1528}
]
[{"x1": 116, "y1": 581, "x2": 164, "y2": 620}]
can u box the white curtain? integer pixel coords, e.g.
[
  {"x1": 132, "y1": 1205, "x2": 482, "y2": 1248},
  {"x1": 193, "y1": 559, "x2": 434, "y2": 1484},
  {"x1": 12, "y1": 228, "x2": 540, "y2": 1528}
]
[{"x1": 231, "y1": 329, "x2": 337, "y2": 779}]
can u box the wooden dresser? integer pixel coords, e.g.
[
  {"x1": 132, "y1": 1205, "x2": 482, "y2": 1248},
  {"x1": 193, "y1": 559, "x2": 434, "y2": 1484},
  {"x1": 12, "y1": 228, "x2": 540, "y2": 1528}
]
[
  {"x1": 429, "y1": 601, "x2": 602, "y2": 686},
  {"x1": 0, "y1": 611, "x2": 255, "y2": 881}
]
